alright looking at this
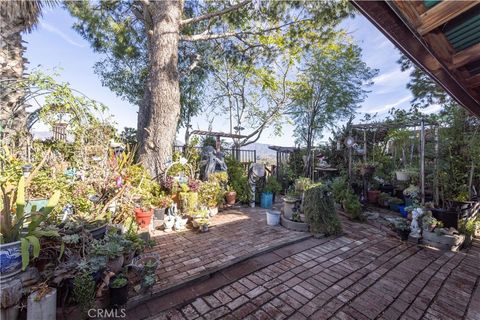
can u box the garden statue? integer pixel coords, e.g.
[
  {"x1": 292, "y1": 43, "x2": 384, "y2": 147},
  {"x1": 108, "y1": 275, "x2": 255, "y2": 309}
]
[
  {"x1": 410, "y1": 207, "x2": 423, "y2": 238},
  {"x1": 200, "y1": 146, "x2": 227, "y2": 181},
  {"x1": 248, "y1": 163, "x2": 266, "y2": 208}
]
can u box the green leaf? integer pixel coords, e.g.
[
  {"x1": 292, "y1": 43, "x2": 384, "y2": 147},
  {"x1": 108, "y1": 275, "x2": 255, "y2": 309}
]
[
  {"x1": 20, "y1": 238, "x2": 30, "y2": 271},
  {"x1": 26, "y1": 235, "x2": 40, "y2": 259}
]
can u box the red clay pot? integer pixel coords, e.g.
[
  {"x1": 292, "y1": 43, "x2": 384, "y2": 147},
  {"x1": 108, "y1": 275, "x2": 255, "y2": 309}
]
[
  {"x1": 225, "y1": 191, "x2": 237, "y2": 205},
  {"x1": 367, "y1": 190, "x2": 381, "y2": 204},
  {"x1": 134, "y1": 208, "x2": 153, "y2": 229}
]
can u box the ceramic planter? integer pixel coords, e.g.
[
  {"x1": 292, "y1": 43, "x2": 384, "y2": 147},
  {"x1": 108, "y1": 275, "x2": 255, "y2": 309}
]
[
  {"x1": 395, "y1": 171, "x2": 410, "y2": 181},
  {"x1": 283, "y1": 198, "x2": 297, "y2": 220},
  {"x1": 0, "y1": 241, "x2": 22, "y2": 282},
  {"x1": 225, "y1": 191, "x2": 237, "y2": 205},
  {"x1": 154, "y1": 208, "x2": 166, "y2": 220},
  {"x1": 107, "y1": 255, "x2": 125, "y2": 273},
  {"x1": 134, "y1": 208, "x2": 153, "y2": 229},
  {"x1": 208, "y1": 207, "x2": 218, "y2": 217},
  {"x1": 367, "y1": 190, "x2": 381, "y2": 204},
  {"x1": 27, "y1": 288, "x2": 56, "y2": 320},
  {"x1": 109, "y1": 277, "x2": 128, "y2": 307}
]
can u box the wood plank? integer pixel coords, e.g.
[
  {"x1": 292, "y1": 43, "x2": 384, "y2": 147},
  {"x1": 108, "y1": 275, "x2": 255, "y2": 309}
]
[
  {"x1": 467, "y1": 73, "x2": 480, "y2": 88},
  {"x1": 452, "y1": 43, "x2": 480, "y2": 68},
  {"x1": 393, "y1": 0, "x2": 421, "y2": 26},
  {"x1": 417, "y1": 1, "x2": 479, "y2": 36},
  {"x1": 423, "y1": 32, "x2": 455, "y2": 64}
]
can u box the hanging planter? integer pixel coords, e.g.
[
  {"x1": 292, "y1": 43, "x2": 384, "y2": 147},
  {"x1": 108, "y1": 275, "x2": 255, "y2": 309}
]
[
  {"x1": 360, "y1": 164, "x2": 376, "y2": 176},
  {"x1": 395, "y1": 170, "x2": 410, "y2": 181}
]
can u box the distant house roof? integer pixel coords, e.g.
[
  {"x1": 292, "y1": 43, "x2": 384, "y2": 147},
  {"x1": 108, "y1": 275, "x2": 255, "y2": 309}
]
[
  {"x1": 352, "y1": 0, "x2": 480, "y2": 117},
  {"x1": 268, "y1": 145, "x2": 299, "y2": 153}
]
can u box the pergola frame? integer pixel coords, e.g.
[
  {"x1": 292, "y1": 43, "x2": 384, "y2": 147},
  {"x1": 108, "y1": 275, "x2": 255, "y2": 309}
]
[
  {"x1": 349, "y1": 119, "x2": 439, "y2": 205},
  {"x1": 190, "y1": 130, "x2": 247, "y2": 152}
]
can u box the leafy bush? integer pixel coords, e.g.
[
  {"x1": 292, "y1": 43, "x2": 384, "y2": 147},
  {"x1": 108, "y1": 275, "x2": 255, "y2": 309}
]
[
  {"x1": 331, "y1": 176, "x2": 349, "y2": 203},
  {"x1": 303, "y1": 185, "x2": 342, "y2": 236},
  {"x1": 264, "y1": 176, "x2": 282, "y2": 194},
  {"x1": 73, "y1": 273, "x2": 96, "y2": 316},
  {"x1": 343, "y1": 193, "x2": 363, "y2": 221},
  {"x1": 225, "y1": 157, "x2": 250, "y2": 203}
]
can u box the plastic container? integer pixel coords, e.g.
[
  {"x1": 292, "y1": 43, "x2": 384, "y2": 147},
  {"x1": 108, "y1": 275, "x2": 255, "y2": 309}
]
[
  {"x1": 261, "y1": 192, "x2": 273, "y2": 209},
  {"x1": 399, "y1": 205, "x2": 407, "y2": 218},
  {"x1": 266, "y1": 211, "x2": 281, "y2": 226}
]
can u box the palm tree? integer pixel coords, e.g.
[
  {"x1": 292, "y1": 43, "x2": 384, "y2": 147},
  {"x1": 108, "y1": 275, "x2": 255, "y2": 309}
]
[{"x1": 0, "y1": 0, "x2": 55, "y2": 148}]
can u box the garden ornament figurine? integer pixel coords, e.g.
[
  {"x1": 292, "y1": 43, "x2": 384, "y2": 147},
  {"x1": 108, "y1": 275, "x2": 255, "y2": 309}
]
[
  {"x1": 410, "y1": 207, "x2": 423, "y2": 238},
  {"x1": 201, "y1": 146, "x2": 227, "y2": 180},
  {"x1": 248, "y1": 163, "x2": 266, "y2": 208}
]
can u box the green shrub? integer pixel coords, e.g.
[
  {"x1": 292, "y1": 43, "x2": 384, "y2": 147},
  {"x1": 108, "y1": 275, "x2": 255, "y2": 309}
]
[
  {"x1": 264, "y1": 176, "x2": 282, "y2": 194},
  {"x1": 225, "y1": 157, "x2": 250, "y2": 203},
  {"x1": 331, "y1": 176, "x2": 349, "y2": 203},
  {"x1": 73, "y1": 273, "x2": 96, "y2": 316},
  {"x1": 343, "y1": 193, "x2": 363, "y2": 221},
  {"x1": 303, "y1": 185, "x2": 342, "y2": 236}
]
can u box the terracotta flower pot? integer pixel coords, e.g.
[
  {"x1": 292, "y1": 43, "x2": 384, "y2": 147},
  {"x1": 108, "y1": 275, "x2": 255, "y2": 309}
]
[
  {"x1": 134, "y1": 208, "x2": 153, "y2": 229},
  {"x1": 367, "y1": 190, "x2": 381, "y2": 204},
  {"x1": 225, "y1": 191, "x2": 237, "y2": 205}
]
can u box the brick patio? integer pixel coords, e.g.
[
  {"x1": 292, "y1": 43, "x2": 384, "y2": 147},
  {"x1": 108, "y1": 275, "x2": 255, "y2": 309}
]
[
  {"x1": 129, "y1": 215, "x2": 480, "y2": 320},
  {"x1": 139, "y1": 205, "x2": 310, "y2": 299}
]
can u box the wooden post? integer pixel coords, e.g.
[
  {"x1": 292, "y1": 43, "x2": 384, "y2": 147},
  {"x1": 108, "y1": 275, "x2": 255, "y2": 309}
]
[
  {"x1": 348, "y1": 130, "x2": 353, "y2": 183},
  {"x1": 434, "y1": 126, "x2": 439, "y2": 206},
  {"x1": 215, "y1": 136, "x2": 221, "y2": 153},
  {"x1": 363, "y1": 130, "x2": 367, "y2": 200},
  {"x1": 420, "y1": 119, "x2": 425, "y2": 205}
]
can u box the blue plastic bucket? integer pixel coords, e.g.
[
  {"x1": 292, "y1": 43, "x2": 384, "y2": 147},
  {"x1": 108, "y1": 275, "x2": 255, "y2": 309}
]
[
  {"x1": 266, "y1": 211, "x2": 281, "y2": 226},
  {"x1": 261, "y1": 192, "x2": 273, "y2": 209},
  {"x1": 399, "y1": 205, "x2": 407, "y2": 218}
]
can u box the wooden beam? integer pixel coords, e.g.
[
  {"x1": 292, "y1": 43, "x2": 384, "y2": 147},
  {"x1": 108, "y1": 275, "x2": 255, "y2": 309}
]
[
  {"x1": 351, "y1": 0, "x2": 480, "y2": 117},
  {"x1": 417, "y1": 1, "x2": 479, "y2": 36},
  {"x1": 423, "y1": 32, "x2": 455, "y2": 64},
  {"x1": 452, "y1": 43, "x2": 480, "y2": 68},
  {"x1": 467, "y1": 74, "x2": 480, "y2": 88}
]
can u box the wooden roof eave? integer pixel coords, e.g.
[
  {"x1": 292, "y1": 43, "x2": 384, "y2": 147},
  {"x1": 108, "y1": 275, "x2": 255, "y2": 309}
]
[{"x1": 351, "y1": 0, "x2": 480, "y2": 117}]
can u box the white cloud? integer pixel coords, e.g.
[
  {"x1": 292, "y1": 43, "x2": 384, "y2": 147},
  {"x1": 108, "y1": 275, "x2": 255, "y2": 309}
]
[
  {"x1": 372, "y1": 67, "x2": 411, "y2": 86},
  {"x1": 420, "y1": 104, "x2": 442, "y2": 114},
  {"x1": 360, "y1": 95, "x2": 412, "y2": 114},
  {"x1": 40, "y1": 22, "x2": 86, "y2": 48}
]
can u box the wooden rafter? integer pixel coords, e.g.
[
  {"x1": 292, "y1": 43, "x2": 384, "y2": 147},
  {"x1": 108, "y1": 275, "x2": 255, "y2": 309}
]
[
  {"x1": 467, "y1": 74, "x2": 480, "y2": 88},
  {"x1": 417, "y1": 1, "x2": 479, "y2": 35},
  {"x1": 452, "y1": 43, "x2": 480, "y2": 68}
]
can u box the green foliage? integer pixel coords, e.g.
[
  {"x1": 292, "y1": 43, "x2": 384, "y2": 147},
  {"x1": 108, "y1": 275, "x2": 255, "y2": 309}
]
[
  {"x1": 331, "y1": 176, "x2": 349, "y2": 203},
  {"x1": 288, "y1": 37, "x2": 377, "y2": 175},
  {"x1": 225, "y1": 157, "x2": 250, "y2": 203},
  {"x1": 73, "y1": 272, "x2": 96, "y2": 316},
  {"x1": 199, "y1": 181, "x2": 222, "y2": 208},
  {"x1": 303, "y1": 184, "x2": 342, "y2": 236},
  {"x1": 343, "y1": 192, "x2": 363, "y2": 221},
  {"x1": 284, "y1": 149, "x2": 306, "y2": 184},
  {"x1": 110, "y1": 276, "x2": 128, "y2": 288},
  {"x1": 264, "y1": 176, "x2": 282, "y2": 194}
]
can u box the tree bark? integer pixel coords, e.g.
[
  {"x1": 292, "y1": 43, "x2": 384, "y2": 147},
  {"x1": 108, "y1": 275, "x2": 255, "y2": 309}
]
[
  {"x1": 138, "y1": 1, "x2": 183, "y2": 179},
  {"x1": 0, "y1": 10, "x2": 28, "y2": 150}
]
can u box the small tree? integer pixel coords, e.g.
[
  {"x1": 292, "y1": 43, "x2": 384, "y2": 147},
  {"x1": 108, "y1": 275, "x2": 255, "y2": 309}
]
[{"x1": 288, "y1": 38, "x2": 377, "y2": 176}]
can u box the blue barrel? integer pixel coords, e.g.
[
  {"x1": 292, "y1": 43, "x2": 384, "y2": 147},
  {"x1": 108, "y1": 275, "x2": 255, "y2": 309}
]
[{"x1": 261, "y1": 192, "x2": 273, "y2": 209}]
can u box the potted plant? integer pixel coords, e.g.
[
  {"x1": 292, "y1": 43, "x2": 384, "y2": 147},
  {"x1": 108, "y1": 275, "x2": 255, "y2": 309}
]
[
  {"x1": 395, "y1": 169, "x2": 410, "y2": 181},
  {"x1": 199, "y1": 181, "x2": 222, "y2": 217},
  {"x1": 388, "y1": 197, "x2": 404, "y2": 212},
  {"x1": 153, "y1": 195, "x2": 173, "y2": 221},
  {"x1": 91, "y1": 240, "x2": 124, "y2": 273},
  {"x1": 360, "y1": 162, "x2": 376, "y2": 176},
  {"x1": 85, "y1": 219, "x2": 109, "y2": 240},
  {"x1": 265, "y1": 176, "x2": 282, "y2": 203},
  {"x1": 1, "y1": 177, "x2": 60, "y2": 280},
  {"x1": 109, "y1": 275, "x2": 129, "y2": 306},
  {"x1": 134, "y1": 197, "x2": 153, "y2": 230},
  {"x1": 393, "y1": 220, "x2": 410, "y2": 241},
  {"x1": 377, "y1": 192, "x2": 391, "y2": 207},
  {"x1": 198, "y1": 218, "x2": 210, "y2": 232},
  {"x1": 403, "y1": 184, "x2": 419, "y2": 207},
  {"x1": 225, "y1": 185, "x2": 237, "y2": 205}
]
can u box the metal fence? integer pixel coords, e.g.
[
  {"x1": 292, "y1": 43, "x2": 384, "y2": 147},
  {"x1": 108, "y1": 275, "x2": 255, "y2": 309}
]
[{"x1": 173, "y1": 146, "x2": 256, "y2": 163}]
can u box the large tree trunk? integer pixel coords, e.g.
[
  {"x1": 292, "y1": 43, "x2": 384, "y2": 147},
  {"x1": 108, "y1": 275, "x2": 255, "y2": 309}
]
[
  {"x1": 0, "y1": 10, "x2": 28, "y2": 150},
  {"x1": 138, "y1": 1, "x2": 183, "y2": 179}
]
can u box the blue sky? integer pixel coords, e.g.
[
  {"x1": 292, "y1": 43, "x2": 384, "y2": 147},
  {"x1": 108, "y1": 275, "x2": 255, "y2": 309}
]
[{"x1": 24, "y1": 7, "x2": 433, "y2": 146}]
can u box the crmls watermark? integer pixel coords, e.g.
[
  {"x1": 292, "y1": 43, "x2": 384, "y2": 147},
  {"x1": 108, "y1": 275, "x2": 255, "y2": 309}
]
[{"x1": 87, "y1": 308, "x2": 127, "y2": 318}]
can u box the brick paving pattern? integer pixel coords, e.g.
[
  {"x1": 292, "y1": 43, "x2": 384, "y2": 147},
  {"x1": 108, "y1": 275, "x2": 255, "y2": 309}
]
[
  {"x1": 138, "y1": 216, "x2": 480, "y2": 320},
  {"x1": 147, "y1": 206, "x2": 310, "y2": 293}
]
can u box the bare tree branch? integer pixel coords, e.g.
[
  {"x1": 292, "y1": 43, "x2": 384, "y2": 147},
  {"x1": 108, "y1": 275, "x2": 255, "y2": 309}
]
[{"x1": 180, "y1": 0, "x2": 252, "y2": 26}]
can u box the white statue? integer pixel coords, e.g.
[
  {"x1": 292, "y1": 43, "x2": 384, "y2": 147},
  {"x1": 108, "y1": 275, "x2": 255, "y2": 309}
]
[{"x1": 410, "y1": 207, "x2": 423, "y2": 237}]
